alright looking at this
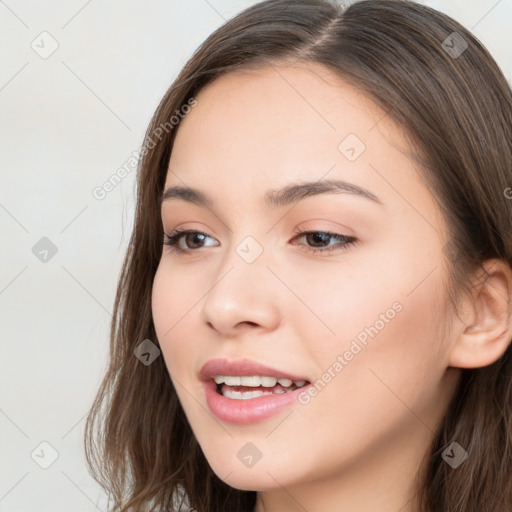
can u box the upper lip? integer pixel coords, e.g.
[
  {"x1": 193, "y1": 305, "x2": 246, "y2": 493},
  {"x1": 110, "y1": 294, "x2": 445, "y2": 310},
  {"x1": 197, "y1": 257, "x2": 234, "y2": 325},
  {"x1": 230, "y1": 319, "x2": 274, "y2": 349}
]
[{"x1": 200, "y1": 358, "x2": 310, "y2": 382}]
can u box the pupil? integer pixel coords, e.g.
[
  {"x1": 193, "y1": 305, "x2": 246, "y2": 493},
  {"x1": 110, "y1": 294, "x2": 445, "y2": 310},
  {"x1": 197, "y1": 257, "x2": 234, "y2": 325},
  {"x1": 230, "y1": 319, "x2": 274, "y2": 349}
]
[
  {"x1": 188, "y1": 233, "x2": 204, "y2": 248},
  {"x1": 309, "y1": 232, "x2": 328, "y2": 246}
]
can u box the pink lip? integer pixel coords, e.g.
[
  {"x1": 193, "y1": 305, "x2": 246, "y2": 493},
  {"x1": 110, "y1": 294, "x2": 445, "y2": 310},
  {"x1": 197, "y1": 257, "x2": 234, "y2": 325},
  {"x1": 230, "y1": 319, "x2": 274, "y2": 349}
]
[{"x1": 200, "y1": 358, "x2": 311, "y2": 425}]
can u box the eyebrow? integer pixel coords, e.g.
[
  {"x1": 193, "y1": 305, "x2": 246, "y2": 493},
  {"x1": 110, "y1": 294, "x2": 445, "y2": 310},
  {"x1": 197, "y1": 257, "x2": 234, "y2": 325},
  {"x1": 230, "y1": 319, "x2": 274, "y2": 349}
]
[{"x1": 160, "y1": 178, "x2": 384, "y2": 209}]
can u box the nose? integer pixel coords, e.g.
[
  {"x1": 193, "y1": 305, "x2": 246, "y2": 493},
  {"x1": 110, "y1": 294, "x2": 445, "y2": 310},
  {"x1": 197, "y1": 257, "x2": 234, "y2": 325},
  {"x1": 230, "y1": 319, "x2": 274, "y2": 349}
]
[{"x1": 200, "y1": 239, "x2": 281, "y2": 337}]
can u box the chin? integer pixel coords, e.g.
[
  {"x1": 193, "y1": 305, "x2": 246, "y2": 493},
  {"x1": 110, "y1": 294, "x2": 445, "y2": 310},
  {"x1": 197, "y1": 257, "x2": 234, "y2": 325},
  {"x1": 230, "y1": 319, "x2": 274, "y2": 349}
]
[
  {"x1": 220, "y1": 471, "x2": 282, "y2": 492},
  {"x1": 200, "y1": 448, "x2": 290, "y2": 491}
]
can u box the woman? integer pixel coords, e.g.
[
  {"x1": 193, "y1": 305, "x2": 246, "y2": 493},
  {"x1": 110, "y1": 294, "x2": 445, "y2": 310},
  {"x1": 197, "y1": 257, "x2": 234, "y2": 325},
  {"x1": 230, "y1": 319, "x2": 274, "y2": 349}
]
[{"x1": 84, "y1": 1, "x2": 512, "y2": 511}]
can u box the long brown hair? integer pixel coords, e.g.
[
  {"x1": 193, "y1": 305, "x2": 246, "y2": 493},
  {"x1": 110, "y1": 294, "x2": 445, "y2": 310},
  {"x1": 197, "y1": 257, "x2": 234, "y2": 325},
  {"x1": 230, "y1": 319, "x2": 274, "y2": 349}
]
[{"x1": 84, "y1": 1, "x2": 512, "y2": 510}]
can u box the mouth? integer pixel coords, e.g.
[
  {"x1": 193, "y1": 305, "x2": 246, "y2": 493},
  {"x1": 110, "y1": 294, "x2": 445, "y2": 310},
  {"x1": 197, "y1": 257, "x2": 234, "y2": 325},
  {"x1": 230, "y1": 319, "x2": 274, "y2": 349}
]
[
  {"x1": 200, "y1": 358, "x2": 312, "y2": 424},
  {"x1": 213, "y1": 375, "x2": 309, "y2": 399}
]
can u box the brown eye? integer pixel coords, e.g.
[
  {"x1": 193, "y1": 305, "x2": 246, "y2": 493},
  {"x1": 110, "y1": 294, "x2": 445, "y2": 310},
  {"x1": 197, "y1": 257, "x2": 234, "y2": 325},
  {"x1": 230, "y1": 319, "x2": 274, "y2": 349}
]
[
  {"x1": 183, "y1": 232, "x2": 207, "y2": 249},
  {"x1": 163, "y1": 230, "x2": 218, "y2": 253},
  {"x1": 292, "y1": 230, "x2": 358, "y2": 254},
  {"x1": 304, "y1": 232, "x2": 332, "y2": 247}
]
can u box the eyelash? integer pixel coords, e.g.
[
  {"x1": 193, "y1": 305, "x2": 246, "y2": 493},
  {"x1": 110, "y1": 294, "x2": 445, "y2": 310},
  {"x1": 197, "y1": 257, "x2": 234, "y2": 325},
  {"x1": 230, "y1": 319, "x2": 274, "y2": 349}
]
[{"x1": 162, "y1": 228, "x2": 358, "y2": 255}]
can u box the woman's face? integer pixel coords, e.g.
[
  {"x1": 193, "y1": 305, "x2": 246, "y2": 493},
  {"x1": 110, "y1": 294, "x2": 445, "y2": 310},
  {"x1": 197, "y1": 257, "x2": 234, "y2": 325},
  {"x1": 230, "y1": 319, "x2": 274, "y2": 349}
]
[{"x1": 151, "y1": 63, "x2": 461, "y2": 499}]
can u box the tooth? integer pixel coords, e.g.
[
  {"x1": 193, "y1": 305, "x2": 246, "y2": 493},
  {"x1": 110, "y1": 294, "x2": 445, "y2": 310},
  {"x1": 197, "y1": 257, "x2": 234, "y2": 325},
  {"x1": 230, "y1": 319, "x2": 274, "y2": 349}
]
[
  {"x1": 240, "y1": 376, "x2": 262, "y2": 387},
  {"x1": 274, "y1": 388, "x2": 285, "y2": 393},
  {"x1": 222, "y1": 388, "x2": 272, "y2": 400},
  {"x1": 261, "y1": 376, "x2": 278, "y2": 387},
  {"x1": 223, "y1": 389, "x2": 247, "y2": 399},
  {"x1": 214, "y1": 375, "x2": 304, "y2": 388},
  {"x1": 223, "y1": 376, "x2": 241, "y2": 386}
]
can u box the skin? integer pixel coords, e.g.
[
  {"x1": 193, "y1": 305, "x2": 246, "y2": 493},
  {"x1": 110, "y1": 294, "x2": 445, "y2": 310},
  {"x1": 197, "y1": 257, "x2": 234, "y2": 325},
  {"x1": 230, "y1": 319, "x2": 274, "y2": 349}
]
[{"x1": 151, "y1": 62, "x2": 512, "y2": 512}]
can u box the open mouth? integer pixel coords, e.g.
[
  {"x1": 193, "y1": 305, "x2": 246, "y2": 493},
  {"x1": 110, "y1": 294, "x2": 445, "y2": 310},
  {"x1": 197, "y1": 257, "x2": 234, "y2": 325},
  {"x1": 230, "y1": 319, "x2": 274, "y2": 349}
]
[{"x1": 214, "y1": 375, "x2": 310, "y2": 400}]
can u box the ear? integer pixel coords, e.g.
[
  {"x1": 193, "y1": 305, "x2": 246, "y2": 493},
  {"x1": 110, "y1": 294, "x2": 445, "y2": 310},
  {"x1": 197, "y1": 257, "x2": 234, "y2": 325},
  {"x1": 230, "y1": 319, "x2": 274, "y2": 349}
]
[{"x1": 448, "y1": 259, "x2": 512, "y2": 369}]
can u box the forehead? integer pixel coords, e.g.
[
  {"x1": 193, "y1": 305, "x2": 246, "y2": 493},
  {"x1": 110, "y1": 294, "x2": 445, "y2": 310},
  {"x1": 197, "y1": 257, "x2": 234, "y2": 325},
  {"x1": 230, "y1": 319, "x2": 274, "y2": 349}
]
[
  {"x1": 175, "y1": 61, "x2": 392, "y2": 151},
  {"x1": 168, "y1": 62, "x2": 401, "y2": 180},
  {"x1": 165, "y1": 62, "x2": 444, "y2": 237}
]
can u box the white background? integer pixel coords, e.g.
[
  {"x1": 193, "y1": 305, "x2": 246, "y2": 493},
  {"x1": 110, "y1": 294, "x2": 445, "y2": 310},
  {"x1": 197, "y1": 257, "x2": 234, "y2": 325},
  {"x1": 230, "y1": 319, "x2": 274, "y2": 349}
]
[{"x1": 0, "y1": 1, "x2": 511, "y2": 510}]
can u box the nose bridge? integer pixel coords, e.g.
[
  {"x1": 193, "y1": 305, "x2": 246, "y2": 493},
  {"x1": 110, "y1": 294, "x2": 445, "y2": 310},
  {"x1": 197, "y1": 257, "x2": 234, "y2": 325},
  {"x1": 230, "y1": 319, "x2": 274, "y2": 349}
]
[
  {"x1": 209, "y1": 232, "x2": 269, "y2": 305},
  {"x1": 199, "y1": 232, "x2": 279, "y2": 333}
]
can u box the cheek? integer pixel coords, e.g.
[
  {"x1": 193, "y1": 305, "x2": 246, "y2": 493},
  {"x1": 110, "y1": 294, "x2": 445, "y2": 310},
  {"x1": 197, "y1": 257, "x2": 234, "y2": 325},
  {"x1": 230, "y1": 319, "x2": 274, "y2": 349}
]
[
  {"x1": 281, "y1": 274, "x2": 448, "y2": 486},
  {"x1": 289, "y1": 242, "x2": 448, "y2": 406},
  {"x1": 151, "y1": 263, "x2": 197, "y2": 377},
  {"x1": 279, "y1": 256, "x2": 404, "y2": 361},
  {"x1": 304, "y1": 265, "x2": 447, "y2": 432}
]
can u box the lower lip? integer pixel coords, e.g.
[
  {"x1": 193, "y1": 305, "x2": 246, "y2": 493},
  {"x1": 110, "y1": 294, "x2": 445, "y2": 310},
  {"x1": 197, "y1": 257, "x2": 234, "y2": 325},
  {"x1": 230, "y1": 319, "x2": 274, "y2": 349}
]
[{"x1": 203, "y1": 379, "x2": 308, "y2": 424}]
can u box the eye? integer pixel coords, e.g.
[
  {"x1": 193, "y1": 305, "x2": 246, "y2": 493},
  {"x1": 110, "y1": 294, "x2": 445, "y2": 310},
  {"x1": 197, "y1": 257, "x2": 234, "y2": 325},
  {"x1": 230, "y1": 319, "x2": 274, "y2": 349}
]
[
  {"x1": 163, "y1": 229, "x2": 218, "y2": 253},
  {"x1": 291, "y1": 228, "x2": 358, "y2": 253},
  {"x1": 162, "y1": 228, "x2": 358, "y2": 254}
]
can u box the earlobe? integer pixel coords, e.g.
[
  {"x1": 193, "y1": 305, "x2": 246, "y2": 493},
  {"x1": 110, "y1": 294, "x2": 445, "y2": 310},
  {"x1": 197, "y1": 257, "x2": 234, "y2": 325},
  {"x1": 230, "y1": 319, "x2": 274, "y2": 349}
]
[{"x1": 448, "y1": 259, "x2": 512, "y2": 369}]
